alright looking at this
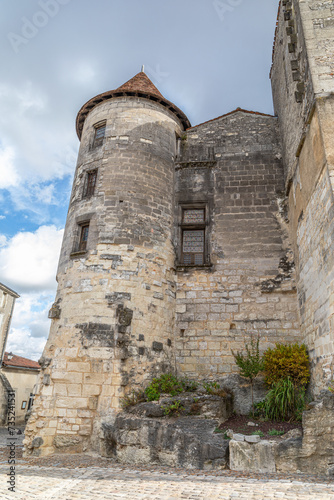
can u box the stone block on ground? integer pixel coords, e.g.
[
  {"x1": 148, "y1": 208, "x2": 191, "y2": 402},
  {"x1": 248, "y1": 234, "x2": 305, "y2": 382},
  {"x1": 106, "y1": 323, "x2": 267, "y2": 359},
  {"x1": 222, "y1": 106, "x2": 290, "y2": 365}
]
[
  {"x1": 229, "y1": 439, "x2": 276, "y2": 473},
  {"x1": 245, "y1": 434, "x2": 260, "y2": 443}
]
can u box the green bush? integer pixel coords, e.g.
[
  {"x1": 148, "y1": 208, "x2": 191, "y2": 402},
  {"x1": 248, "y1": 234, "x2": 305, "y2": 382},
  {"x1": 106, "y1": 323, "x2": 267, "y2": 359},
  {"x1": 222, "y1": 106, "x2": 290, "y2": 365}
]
[
  {"x1": 180, "y1": 377, "x2": 199, "y2": 392},
  {"x1": 145, "y1": 374, "x2": 184, "y2": 401},
  {"x1": 264, "y1": 343, "x2": 310, "y2": 386},
  {"x1": 268, "y1": 429, "x2": 284, "y2": 436},
  {"x1": 251, "y1": 430, "x2": 264, "y2": 437},
  {"x1": 163, "y1": 400, "x2": 184, "y2": 416},
  {"x1": 253, "y1": 399, "x2": 266, "y2": 418},
  {"x1": 232, "y1": 335, "x2": 265, "y2": 413}
]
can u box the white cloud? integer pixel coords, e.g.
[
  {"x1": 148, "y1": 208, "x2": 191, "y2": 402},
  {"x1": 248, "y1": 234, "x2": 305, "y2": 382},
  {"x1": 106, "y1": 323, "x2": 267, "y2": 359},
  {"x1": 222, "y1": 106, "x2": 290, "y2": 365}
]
[
  {"x1": 0, "y1": 225, "x2": 64, "y2": 360},
  {"x1": 6, "y1": 327, "x2": 49, "y2": 362},
  {"x1": 0, "y1": 235, "x2": 7, "y2": 248},
  {"x1": 0, "y1": 225, "x2": 63, "y2": 292},
  {"x1": 0, "y1": 82, "x2": 77, "y2": 191},
  {"x1": 0, "y1": 145, "x2": 19, "y2": 189},
  {"x1": 7, "y1": 292, "x2": 53, "y2": 360}
]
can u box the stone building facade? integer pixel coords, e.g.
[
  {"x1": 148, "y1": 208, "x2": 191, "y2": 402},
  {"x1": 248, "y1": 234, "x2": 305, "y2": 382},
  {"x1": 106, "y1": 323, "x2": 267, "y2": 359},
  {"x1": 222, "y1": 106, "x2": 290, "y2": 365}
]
[
  {"x1": 24, "y1": 0, "x2": 334, "y2": 457},
  {"x1": 0, "y1": 283, "x2": 19, "y2": 365},
  {"x1": 0, "y1": 353, "x2": 40, "y2": 425}
]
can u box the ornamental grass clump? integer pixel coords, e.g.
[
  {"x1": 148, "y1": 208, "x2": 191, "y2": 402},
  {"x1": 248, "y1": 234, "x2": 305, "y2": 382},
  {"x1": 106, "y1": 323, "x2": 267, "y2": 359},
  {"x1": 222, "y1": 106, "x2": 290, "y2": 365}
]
[{"x1": 264, "y1": 377, "x2": 307, "y2": 421}]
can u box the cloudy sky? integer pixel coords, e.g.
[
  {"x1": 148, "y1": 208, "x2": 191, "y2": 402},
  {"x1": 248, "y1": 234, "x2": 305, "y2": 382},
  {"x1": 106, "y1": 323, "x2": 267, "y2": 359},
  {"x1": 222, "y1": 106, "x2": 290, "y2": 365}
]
[{"x1": 0, "y1": 0, "x2": 279, "y2": 360}]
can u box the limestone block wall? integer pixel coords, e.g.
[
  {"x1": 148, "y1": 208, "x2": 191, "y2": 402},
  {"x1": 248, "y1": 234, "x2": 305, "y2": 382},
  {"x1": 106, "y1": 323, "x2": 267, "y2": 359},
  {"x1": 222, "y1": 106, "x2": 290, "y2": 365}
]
[
  {"x1": 297, "y1": 0, "x2": 334, "y2": 96},
  {"x1": 24, "y1": 97, "x2": 183, "y2": 456},
  {"x1": 271, "y1": 0, "x2": 315, "y2": 181},
  {"x1": 174, "y1": 112, "x2": 302, "y2": 377},
  {"x1": 271, "y1": 0, "x2": 334, "y2": 394}
]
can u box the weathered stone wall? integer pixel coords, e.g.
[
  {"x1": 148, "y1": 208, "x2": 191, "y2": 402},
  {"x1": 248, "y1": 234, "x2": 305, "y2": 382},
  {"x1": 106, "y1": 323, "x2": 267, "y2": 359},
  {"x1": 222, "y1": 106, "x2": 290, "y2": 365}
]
[
  {"x1": 0, "y1": 372, "x2": 13, "y2": 425},
  {"x1": 174, "y1": 112, "x2": 302, "y2": 378},
  {"x1": 24, "y1": 97, "x2": 184, "y2": 457},
  {"x1": 271, "y1": 0, "x2": 334, "y2": 394},
  {"x1": 275, "y1": 391, "x2": 334, "y2": 476},
  {"x1": 102, "y1": 415, "x2": 230, "y2": 470},
  {"x1": 271, "y1": 0, "x2": 315, "y2": 181},
  {"x1": 0, "y1": 285, "x2": 18, "y2": 363}
]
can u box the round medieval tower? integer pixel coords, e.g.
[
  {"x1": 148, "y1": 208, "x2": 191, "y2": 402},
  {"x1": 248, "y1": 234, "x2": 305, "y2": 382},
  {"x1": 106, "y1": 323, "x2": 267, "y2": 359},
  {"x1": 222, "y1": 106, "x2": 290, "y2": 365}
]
[{"x1": 24, "y1": 71, "x2": 190, "y2": 456}]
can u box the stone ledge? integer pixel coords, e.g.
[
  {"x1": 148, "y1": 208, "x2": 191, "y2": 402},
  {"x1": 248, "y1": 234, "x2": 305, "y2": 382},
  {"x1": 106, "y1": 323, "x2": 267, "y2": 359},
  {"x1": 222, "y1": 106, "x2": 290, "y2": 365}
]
[{"x1": 102, "y1": 415, "x2": 229, "y2": 470}]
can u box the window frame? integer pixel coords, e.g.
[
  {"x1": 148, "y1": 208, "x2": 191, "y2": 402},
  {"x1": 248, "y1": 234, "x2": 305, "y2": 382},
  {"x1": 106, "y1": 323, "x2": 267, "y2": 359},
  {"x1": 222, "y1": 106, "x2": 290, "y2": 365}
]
[
  {"x1": 71, "y1": 219, "x2": 91, "y2": 257},
  {"x1": 178, "y1": 203, "x2": 210, "y2": 267},
  {"x1": 27, "y1": 393, "x2": 34, "y2": 411},
  {"x1": 83, "y1": 169, "x2": 98, "y2": 199},
  {"x1": 92, "y1": 121, "x2": 106, "y2": 148},
  {"x1": 78, "y1": 223, "x2": 89, "y2": 252}
]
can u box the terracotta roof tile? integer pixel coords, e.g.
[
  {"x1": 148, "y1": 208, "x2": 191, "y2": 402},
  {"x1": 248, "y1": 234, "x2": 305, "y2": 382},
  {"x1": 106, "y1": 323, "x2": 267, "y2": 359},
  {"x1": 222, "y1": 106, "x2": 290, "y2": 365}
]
[
  {"x1": 2, "y1": 352, "x2": 40, "y2": 370},
  {"x1": 76, "y1": 71, "x2": 191, "y2": 138},
  {"x1": 115, "y1": 72, "x2": 164, "y2": 98}
]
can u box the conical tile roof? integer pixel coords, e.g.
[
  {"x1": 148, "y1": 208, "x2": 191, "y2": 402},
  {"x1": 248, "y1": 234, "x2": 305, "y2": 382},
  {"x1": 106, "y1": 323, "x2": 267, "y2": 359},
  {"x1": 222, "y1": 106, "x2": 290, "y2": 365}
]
[
  {"x1": 115, "y1": 71, "x2": 164, "y2": 98},
  {"x1": 76, "y1": 71, "x2": 190, "y2": 138}
]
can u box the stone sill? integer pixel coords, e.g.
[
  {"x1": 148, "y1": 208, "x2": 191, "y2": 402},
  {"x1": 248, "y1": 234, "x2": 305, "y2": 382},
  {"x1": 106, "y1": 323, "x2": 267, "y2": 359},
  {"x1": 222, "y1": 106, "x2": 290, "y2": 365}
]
[
  {"x1": 176, "y1": 263, "x2": 213, "y2": 271},
  {"x1": 70, "y1": 250, "x2": 87, "y2": 259}
]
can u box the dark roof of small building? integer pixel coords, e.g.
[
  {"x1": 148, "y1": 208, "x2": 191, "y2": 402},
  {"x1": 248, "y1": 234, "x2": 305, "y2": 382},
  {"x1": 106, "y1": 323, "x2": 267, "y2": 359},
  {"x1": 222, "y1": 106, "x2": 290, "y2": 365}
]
[
  {"x1": 187, "y1": 107, "x2": 275, "y2": 130},
  {"x1": 2, "y1": 352, "x2": 40, "y2": 370},
  {"x1": 76, "y1": 71, "x2": 191, "y2": 139}
]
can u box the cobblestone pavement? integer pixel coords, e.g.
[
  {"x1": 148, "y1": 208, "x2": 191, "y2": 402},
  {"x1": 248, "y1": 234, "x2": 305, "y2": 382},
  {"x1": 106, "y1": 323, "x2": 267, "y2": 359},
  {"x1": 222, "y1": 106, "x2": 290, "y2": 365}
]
[
  {"x1": 0, "y1": 447, "x2": 333, "y2": 499},
  {"x1": 0, "y1": 427, "x2": 24, "y2": 447}
]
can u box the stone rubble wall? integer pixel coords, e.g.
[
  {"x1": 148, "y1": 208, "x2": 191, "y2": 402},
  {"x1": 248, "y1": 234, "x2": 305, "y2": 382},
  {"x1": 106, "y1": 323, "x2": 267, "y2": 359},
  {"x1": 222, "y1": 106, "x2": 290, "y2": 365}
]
[
  {"x1": 230, "y1": 392, "x2": 334, "y2": 477},
  {"x1": 102, "y1": 415, "x2": 230, "y2": 470}
]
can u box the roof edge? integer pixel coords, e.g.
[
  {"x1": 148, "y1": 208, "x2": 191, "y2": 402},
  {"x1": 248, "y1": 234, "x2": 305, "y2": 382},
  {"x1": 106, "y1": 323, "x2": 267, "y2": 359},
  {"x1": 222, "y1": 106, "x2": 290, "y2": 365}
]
[
  {"x1": 2, "y1": 364, "x2": 40, "y2": 371},
  {"x1": 76, "y1": 89, "x2": 191, "y2": 139},
  {"x1": 187, "y1": 108, "x2": 276, "y2": 131},
  {"x1": 0, "y1": 282, "x2": 20, "y2": 299},
  {"x1": 270, "y1": 0, "x2": 282, "y2": 79}
]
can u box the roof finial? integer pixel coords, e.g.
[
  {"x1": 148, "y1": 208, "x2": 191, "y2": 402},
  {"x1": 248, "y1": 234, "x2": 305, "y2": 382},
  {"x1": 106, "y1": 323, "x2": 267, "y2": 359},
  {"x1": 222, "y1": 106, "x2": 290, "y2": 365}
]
[{"x1": 141, "y1": 65, "x2": 145, "y2": 73}]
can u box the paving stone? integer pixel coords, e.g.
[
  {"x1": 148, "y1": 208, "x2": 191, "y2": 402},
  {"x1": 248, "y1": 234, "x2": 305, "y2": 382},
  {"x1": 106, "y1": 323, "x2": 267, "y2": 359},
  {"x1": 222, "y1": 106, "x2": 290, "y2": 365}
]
[{"x1": 0, "y1": 446, "x2": 333, "y2": 499}]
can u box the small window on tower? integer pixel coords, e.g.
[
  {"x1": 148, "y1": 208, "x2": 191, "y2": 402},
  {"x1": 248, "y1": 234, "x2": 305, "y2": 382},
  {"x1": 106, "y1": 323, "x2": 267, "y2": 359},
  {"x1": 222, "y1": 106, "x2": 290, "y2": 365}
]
[
  {"x1": 93, "y1": 123, "x2": 106, "y2": 147},
  {"x1": 182, "y1": 229, "x2": 205, "y2": 265},
  {"x1": 180, "y1": 206, "x2": 208, "y2": 266},
  {"x1": 83, "y1": 170, "x2": 97, "y2": 198},
  {"x1": 71, "y1": 219, "x2": 91, "y2": 257},
  {"x1": 78, "y1": 223, "x2": 89, "y2": 252}
]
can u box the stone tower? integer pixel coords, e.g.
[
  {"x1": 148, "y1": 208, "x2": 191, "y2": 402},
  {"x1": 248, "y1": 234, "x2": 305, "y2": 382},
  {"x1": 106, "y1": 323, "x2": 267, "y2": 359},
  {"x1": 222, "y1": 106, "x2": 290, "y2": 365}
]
[{"x1": 24, "y1": 71, "x2": 190, "y2": 456}]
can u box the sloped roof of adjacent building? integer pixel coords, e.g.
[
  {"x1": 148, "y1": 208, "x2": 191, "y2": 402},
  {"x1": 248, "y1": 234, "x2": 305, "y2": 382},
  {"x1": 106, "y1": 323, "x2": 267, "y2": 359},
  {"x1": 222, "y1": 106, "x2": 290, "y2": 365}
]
[
  {"x1": 2, "y1": 352, "x2": 40, "y2": 370},
  {"x1": 187, "y1": 107, "x2": 275, "y2": 131},
  {"x1": 76, "y1": 71, "x2": 191, "y2": 139}
]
